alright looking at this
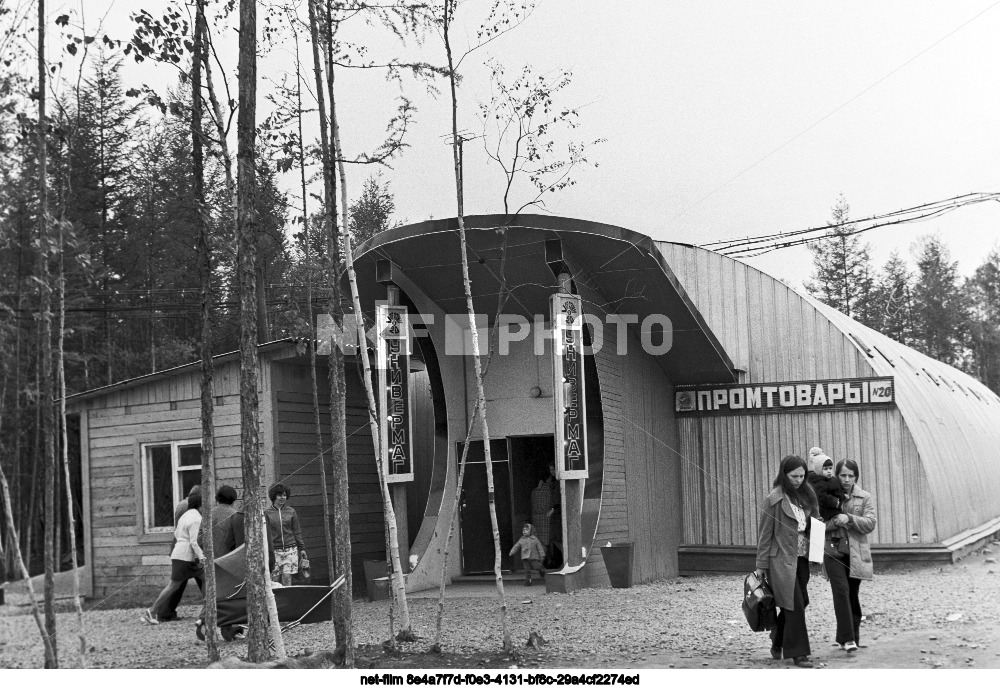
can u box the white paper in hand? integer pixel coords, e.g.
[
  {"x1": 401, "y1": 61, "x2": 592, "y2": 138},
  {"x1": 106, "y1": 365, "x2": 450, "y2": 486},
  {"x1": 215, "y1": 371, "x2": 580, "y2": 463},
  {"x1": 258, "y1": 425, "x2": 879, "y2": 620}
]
[{"x1": 808, "y1": 517, "x2": 825, "y2": 563}]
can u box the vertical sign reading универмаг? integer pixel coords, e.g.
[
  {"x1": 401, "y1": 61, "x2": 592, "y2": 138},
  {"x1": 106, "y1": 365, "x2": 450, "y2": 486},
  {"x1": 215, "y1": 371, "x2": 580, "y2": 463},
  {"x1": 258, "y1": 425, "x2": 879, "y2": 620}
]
[
  {"x1": 376, "y1": 304, "x2": 413, "y2": 483},
  {"x1": 552, "y1": 293, "x2": 588, "y2": 480}
]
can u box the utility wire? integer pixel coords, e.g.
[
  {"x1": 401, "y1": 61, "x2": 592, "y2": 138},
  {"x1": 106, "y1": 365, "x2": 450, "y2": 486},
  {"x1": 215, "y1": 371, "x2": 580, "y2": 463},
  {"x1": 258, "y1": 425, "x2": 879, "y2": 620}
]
[{"x1": 700, "y1": 191, "x2": 1000, "y2": 258}]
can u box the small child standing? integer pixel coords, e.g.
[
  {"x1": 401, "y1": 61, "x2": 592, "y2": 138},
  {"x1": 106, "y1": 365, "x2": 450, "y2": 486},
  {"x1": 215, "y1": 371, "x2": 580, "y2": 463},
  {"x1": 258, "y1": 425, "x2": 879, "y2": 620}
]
[
  {"x1": 807, "y1": 448, "x2": 847, "y2": 521},
  {"x1": 509, "y1": 522, "x2": 546, "y2": 586}
]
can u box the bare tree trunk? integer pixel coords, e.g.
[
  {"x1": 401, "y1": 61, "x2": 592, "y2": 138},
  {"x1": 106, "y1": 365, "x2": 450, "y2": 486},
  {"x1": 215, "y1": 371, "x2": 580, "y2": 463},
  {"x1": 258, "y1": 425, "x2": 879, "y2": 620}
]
[
  {"x1": 11, "y1": 241, "x2": 25, "y2": 576},
  {"x1": 293, "y1": 31, "x2": 335, "y2": 610},
  {"x1": 1, "y1": 357, "x2": 55, "y2": 664},
  {"x1": 260, "y1": 512, "x2": 287, "y2": 659},
  {"x1": 433, "y1": 274, "x2": 509, "y2": 650},
  {"x1": 432, "y1": 407, "x2": 477, "y2": 652},
  {"x1": 443, "y1": 1, "x2": 511, "y2": 652},
  {"x1": 193, "y1": 0, "x2": 220, "y2": 662},
  {"x1": 37, "y1": 0, "x2": 58, "y2": 667},
  {"x1": 0, "y1": 466, "x2": 55, "y2": 664},
  {"x1": 235, "y1": 0, "x2": 273, "y2": 663},
  {"x1": 256, "y1": 268, "x2": 269, "y2": 342},
  {"x1": 330, "y1": 68, "x2": 413, "y2": 641},
  {"x1": 307, "y1": 0, "x2": 353, "y2": 664},
  {"x1": 201, "y1": 29, "x2": 235, "y2": 203},
  {"x1": 58, "y1": 220, "x2": 86, "y2": 667}
]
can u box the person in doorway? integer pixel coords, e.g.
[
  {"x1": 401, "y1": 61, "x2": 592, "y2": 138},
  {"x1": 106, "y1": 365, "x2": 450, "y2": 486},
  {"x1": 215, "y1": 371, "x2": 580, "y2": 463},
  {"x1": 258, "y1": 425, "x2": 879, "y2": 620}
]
[
  {"x1": 143, "y1": 491, "x2": 205, "y2": 625},
  {"x1": 159, "y1": 484, "x2": 202, "y2": 621},
  {"x1": 807, "y1": 451, "x2": 847, "y2": 522},
  {"x1": 823, "y1": 459, "x2": 876, "y2": 653},
  {"x1": 509, "y1": 522, "x2": 546, "y2": 586},
  {"x1": 754, "y1": 455, "x2": 819, "y2": 668},
  {"x1": 531, "y1": 467, "x2": 553, "y2": 548},
  {"x1": 545, "y1": 462, "x2": 563, "y2": 568},
  {"x1": 265, "y1": 483, "x2": 304, "y2": 586}
]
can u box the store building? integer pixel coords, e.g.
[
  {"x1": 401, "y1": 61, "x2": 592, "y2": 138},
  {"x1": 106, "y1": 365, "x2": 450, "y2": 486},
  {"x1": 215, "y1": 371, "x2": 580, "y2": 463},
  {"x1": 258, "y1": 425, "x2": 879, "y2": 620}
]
[{"x1": 68, "y1": 215, "x2": 1000, "y2": 598}]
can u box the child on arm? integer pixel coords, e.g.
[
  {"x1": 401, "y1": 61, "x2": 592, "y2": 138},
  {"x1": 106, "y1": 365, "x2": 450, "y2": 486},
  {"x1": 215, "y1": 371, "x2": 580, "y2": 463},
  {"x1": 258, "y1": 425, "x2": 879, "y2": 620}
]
[
  {"x1": 509, "y1": 522, "x2": 546, "y2": 586},
  {"x1": 807, "y1": 448, "x2": 847, "y2": 521}
]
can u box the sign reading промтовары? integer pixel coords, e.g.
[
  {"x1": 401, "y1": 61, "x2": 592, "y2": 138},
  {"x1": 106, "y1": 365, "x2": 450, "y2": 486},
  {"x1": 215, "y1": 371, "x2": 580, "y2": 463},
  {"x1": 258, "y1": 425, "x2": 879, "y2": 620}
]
[{"x1": 674, "y1": 377, "x2": 894, "y2": 415}]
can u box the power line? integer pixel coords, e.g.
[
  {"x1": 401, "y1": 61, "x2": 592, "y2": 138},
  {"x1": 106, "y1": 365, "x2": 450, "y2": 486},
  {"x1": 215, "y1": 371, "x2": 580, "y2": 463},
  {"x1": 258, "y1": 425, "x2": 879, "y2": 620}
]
[{"x1": 700, "y1": 191, "x2": 1000, "y2": 258}]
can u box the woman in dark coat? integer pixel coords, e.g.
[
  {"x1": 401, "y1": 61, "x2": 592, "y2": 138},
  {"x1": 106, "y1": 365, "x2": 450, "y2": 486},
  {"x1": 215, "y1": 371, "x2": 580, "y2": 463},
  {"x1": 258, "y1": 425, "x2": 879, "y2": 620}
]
[{"x1": 754, "y1": 455, "x2": 819, "y2": 668}]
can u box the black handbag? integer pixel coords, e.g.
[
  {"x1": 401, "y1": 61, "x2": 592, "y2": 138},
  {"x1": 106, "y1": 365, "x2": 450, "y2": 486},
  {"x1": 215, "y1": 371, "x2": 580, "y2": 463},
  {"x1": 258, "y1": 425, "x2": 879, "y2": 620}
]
[{"x1": 742, "y1": 570, "x2": 777, "y2": 632}]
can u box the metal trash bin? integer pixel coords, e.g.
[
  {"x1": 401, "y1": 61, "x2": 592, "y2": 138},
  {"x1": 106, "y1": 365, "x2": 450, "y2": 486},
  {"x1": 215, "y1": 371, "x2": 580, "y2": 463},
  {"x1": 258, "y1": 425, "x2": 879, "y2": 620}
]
[
  {"x1": 370, "y1": 576, "x2": 392, "y2": 602},
  {"x1": 363, "y1": 560, "x2": 389, "y2": 602},
  {"x1": 600, "y1": 541, "x2": 634, "y2": 588}
]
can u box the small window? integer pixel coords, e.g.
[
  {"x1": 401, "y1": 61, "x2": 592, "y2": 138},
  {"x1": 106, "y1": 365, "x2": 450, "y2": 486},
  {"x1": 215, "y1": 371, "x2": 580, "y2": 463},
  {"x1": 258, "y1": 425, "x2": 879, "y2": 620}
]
[{"x1": 141, "y1": 441, "x2": 202, "y2": 533}]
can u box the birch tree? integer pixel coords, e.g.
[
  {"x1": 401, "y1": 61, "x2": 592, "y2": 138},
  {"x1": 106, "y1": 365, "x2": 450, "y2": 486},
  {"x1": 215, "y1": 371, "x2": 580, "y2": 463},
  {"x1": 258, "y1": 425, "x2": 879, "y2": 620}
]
[
  {"x1": 0, "y1": 323, "x2": 55, "y2": 664},
  {"x1": 480, "y1": 60, "x2": 601, "y2": 215},
  {"x1": 437, "y1": 0, "x2": 539, "y2": 654}
]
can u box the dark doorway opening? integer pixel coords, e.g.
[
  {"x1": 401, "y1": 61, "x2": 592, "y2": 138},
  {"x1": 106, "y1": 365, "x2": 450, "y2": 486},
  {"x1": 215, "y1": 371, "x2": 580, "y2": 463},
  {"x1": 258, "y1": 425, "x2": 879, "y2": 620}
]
[
  {"x1": 458, "y1": 439, "x2": 511, "y2": 574},
  {"x1": 508, "y1": 435, "x2": 555, "y2": 540},
  {"x1": 457, "y1": 435, "x2": 555, "y2": 574}
]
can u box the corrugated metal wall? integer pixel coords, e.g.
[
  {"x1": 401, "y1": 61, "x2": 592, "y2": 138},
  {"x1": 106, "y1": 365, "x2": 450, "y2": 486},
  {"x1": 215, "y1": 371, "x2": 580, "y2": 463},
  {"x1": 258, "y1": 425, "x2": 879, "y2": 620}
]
[
  {"x1": 656, "y1": 242, "x2": 940, "y2": 546},
  {"x1": 813, "y1": 300, "x2": 1000, "y2": 541}
]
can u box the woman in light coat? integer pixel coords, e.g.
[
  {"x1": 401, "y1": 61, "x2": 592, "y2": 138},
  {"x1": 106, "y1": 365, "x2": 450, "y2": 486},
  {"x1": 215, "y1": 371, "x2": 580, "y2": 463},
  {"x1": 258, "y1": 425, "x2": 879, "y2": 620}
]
[
  {"x1": 823, "y1": 459, "x2": 876, "y2": 652},
  {"x1": 143, "y1": 491, "x2": 205, "y2": 624},
  {"x1": 754, "y1": 455, "x2": 819, "y2": 668}
]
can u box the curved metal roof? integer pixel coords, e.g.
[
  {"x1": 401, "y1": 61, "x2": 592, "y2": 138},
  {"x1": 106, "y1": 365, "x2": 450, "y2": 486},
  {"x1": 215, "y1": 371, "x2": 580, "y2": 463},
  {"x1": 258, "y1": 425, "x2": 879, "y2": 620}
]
[{"x1": 353, "y1": 215, "x2": 737, "y2": 385}]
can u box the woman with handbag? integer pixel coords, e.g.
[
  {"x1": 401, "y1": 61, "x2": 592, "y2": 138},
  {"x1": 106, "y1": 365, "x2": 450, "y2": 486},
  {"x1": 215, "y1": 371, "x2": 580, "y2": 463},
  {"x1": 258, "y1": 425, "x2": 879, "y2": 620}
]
[
  {"x1": 754, "y1": 455, "x2": 819, "y2": 668},
  {"x1": 823, "y1": 459, "x2": 876, "y2": 653},
  {"x1": 265, "y1": 483, "x2": 305, "y2": 586}
]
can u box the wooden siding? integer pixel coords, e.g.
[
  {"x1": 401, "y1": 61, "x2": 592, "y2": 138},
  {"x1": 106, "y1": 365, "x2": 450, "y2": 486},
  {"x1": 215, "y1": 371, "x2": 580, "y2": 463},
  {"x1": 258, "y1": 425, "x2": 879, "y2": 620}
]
[
  {"x1": 70, "y1": 352, "x2": 279, "y2": 599},
  {"x1": 571, "y1": 269, "x2": 682, "y2": 586},
  {"x1": 272, "y1": 361, "x2": 381, "y2": 596},
  {"x1": 657, "y1": 243, "x2": 938, "y2": 547}
]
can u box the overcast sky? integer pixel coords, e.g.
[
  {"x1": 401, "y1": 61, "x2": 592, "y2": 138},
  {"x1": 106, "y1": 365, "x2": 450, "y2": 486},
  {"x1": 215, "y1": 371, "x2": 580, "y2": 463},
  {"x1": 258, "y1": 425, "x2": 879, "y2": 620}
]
[{"x1": 35, "y1": 0, "x2": 1000, "y2": 290}]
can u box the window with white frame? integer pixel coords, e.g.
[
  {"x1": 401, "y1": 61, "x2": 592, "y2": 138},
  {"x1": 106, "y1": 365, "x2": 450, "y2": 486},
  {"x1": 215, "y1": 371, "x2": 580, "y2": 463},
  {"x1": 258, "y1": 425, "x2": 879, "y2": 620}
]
[{"x1": 141, "y1": 441, "x2": 202, "y2": 533}]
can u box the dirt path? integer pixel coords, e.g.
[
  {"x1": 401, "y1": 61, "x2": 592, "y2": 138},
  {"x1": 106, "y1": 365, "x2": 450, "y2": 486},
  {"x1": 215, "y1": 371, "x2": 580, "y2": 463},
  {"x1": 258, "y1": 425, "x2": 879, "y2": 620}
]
[{"x1": 2, "y1": 544, "x2": 997, "y2": 669}]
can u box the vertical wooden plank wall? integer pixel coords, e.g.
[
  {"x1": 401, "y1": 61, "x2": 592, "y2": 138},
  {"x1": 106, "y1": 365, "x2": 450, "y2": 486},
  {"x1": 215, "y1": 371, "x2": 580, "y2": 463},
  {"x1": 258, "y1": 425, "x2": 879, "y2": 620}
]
[
  {"x1": 657, "y1": 243, "x2": 935, "y2": 548},
  {"x1": 272, "y1": 360, "x2": 381, "y2": 594},
  {"x1": 77, "y1": 357, "x2": 249, "y2": 599},
  {"x1": 572, "y1": 272, "x2": 683, "y2": 586}
]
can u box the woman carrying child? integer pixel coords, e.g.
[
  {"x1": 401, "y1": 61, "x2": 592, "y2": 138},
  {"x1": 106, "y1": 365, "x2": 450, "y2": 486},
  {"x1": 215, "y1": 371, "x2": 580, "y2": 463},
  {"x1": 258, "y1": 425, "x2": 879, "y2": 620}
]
[{"x1": 823, "y1": 459, "x2": 876, "y2": 653}]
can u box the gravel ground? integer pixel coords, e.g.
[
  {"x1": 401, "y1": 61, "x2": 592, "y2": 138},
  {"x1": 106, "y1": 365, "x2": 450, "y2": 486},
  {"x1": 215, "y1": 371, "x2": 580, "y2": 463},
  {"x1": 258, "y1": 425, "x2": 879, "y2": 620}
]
[{"x1": 2, "y1": 544, "x2": 998, "y2": 669}]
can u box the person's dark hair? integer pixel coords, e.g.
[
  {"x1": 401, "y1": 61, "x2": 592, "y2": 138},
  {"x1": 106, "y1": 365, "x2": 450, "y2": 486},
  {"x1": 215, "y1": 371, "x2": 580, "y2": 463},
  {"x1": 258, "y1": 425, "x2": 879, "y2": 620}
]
[
  {"x1": 187, "y1": 491, "x2": 203, "y2": 511},
  {"x1": 772, "y1": 454, "x2": 817, "y2": 510},
  {"x1": 268, "y1": 483, "x2": 291, "y2": 503},
  {"x1": 835, "y1": 459, "x2": 859, "y2": 481},
  {"x1": 216, "y1": 485, "x2": 238, "y2": 505}
]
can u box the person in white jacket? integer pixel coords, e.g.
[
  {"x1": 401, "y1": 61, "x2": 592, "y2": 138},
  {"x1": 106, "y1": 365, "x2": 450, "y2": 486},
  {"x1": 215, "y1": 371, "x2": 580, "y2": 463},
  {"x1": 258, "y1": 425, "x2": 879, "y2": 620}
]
[{"x1": 143, "y1": 491, "x2": 206, "y2": 624}]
